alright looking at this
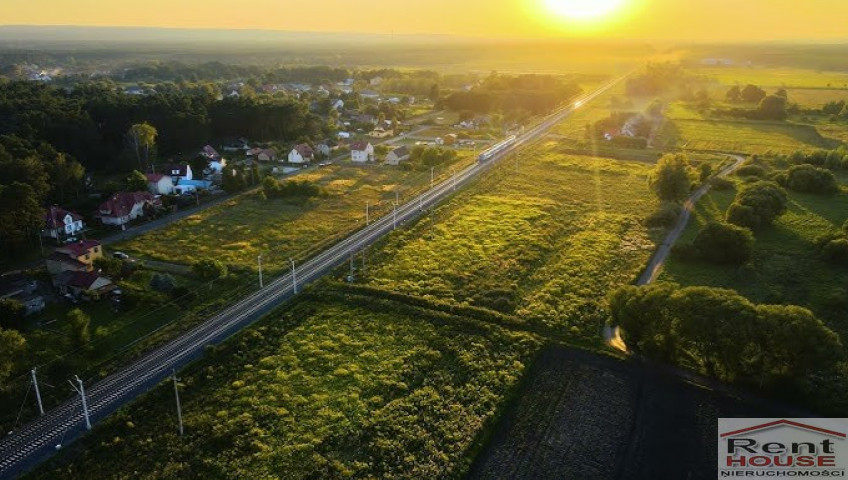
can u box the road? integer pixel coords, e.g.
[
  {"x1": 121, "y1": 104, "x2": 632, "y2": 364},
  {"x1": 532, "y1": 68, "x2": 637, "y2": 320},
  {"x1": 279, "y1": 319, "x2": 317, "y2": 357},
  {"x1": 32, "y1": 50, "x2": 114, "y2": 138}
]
[
  {"x1": 0, "y1": 76, "x2": 627, "y2": 480},
  {"x1": 603, "y1": 154, "x2": 746, "y2": 350}
]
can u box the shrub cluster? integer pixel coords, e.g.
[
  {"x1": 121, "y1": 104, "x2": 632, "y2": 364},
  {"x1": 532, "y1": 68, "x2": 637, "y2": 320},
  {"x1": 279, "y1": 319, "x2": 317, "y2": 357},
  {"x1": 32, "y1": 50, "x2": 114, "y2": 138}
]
[
  {"x1": 726, "y1": 181, "x2": 788, "y2": 230},
  {"x1": 262, "y1": 178, "x2": 321, "y2": 200},
  {"x1": 778, "y1": 164, "x2": 839, "y2": 194}
]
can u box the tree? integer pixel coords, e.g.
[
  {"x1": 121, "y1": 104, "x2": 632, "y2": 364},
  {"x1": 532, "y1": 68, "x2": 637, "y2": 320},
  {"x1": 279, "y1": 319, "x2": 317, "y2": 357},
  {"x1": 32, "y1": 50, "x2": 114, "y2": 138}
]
[
  {"x1": 193, "y1": 259, "x2": 227, "y2": 280},
  {"x1": 649, "y1": 154, "x2": 694, "y2": 202},
  {"x1": 0, "y1": 182, "x2": 45, "y2": 250},
  {"x1": 692, "y1": 222, "x2": 754, "y2": 264},
  {"x1": 726, "y1": 181, "x2": 788, "y2": 230},
  {"x1": 428, "y1": 84, "x2": 440, "y2": 102},
  {"x1": 126, "y1": 123, "x2": 158, "y2": 171},
  {"x1": 94, "y1": 257, "x2": 124, "y2": 278},
  {"x1": 822, "y1": 239, "x2": 848, "y2": 265},
  {"x1": 757, "y1": 95, "x2": 788, "y2": 120},
  {"x1": 740, "y1": 84, "x2": 767, "y2": 103},
  {"x1": 726, "y1": 85, "x2": 742, "y2": 103},
  {"x1": 126, "y1": 170, "x2": 148, "y2": 192},
  {"x1": 149, "y1": 273, "x2": 176, "y2": 293},
  {"x1": 698, "y1": 163, "x2": 713, "y2": 182},
  {"x1": 68, "y1": 308, "x2": 91, "y2": 348},
  {"x1": 46, "y1": 153, "x2": 85, "y2": 202},
  {"x1": 222, "y1": 166, "x2": 247, "y2": 194},
  {"x1": 0, "y1": 299, "x2": 25, "y2": 330},
  {"x1": 0, "y1": 328, "x2": 26, "y2": 384},
  {"x1": 783, "y1": 164, "x2": 839, "y2": 194}
]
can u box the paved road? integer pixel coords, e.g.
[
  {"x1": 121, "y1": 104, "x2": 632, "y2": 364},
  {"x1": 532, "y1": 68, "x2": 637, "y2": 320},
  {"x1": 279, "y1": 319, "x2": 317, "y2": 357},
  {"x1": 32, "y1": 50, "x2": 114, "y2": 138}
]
[
  {"x1": 603, "y1": 154, "x2": 746, "y2": 350},
  {"x1": 0, "y1": 76, "x2": 627, "y2": 480}
]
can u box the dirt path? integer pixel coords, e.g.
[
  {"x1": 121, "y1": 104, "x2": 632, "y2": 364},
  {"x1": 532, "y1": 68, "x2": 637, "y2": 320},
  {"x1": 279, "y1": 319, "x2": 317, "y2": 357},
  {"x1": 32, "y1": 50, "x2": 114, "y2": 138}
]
[{"x1": 603, "y1": 154, "x2": 746, "y2": 351}]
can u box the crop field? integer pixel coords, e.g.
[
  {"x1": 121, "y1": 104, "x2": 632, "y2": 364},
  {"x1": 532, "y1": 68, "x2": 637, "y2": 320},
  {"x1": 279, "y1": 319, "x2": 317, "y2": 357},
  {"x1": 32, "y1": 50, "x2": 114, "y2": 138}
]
[
  {"x1": 660, "y1": 173, "x2": 848, "y2": 341},
  {"x1": 693, "y1": 67, "x2": 848, "y2": 89},
  {"x1": 360, "y1": 142, "x2": 659, "y2": 340},
  {"x1": 661, "y1": 117, "x2": 839, "y2": 154},
  {"x1": 468, "y1": 347, "x2": 786, "y2": 480},
  {"x1": 117, "y1": 156, "x2": 473, "y2": 274},
  {"x1": 28, "y1": 295, "x2": 542, "y2": 480}
]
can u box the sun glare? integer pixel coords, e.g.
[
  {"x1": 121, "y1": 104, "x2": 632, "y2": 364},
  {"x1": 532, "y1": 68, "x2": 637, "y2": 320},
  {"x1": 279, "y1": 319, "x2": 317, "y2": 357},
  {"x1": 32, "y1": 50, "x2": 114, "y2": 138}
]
[{"x1": 544, "y1": 0, "x2": 625, "y2": 21}]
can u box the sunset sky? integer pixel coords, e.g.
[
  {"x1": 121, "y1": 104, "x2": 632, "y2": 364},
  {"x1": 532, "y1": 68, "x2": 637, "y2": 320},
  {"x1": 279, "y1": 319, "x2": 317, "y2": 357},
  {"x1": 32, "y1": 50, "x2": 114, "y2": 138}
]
[{"x1": 3, "y1": 0, "x2": 848, "y2": 42}]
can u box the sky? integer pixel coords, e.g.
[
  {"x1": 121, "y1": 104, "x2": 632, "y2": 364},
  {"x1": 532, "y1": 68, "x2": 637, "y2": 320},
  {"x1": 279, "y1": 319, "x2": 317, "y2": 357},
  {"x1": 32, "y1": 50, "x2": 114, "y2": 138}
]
[{"x1": 2, "y1": 0, "x2": 848, "y2": 42}]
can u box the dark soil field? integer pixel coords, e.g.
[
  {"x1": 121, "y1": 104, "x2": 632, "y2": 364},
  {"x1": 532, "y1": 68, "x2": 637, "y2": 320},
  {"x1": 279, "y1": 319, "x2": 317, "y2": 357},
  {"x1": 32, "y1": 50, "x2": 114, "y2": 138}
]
[{"x1": 467, "y1": 347, "x2": 796, "y2": 480}]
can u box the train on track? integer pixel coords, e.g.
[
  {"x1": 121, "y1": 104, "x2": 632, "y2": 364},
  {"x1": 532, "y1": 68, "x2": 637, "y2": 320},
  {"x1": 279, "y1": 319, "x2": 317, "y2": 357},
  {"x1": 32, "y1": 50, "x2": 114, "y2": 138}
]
[{"x1": 478, "y1": 135, "x2": 517, "y2": 162}]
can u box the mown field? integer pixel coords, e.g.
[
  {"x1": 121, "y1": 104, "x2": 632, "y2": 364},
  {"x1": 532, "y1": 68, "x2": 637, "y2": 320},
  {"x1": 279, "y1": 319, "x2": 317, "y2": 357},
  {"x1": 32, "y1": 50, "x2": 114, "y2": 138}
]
[
  {"x1": 660, "y1": 170, "x2": 848, "y2": 342},
  {"x1": 118, "y1": 156, "x2": 474, "y2": 274},
  {"x1": 27, "y1": 294, "x2": 542, "y2": 480},
  {"x1": 359, "y1": 141, "x2": 660, "y2": 341},
  {"x1": 661, "y1": 117, "x2": 838, "y2": 154},
  {"x1": 692, "y1": 66, "x2": 848, "y2": 89}
]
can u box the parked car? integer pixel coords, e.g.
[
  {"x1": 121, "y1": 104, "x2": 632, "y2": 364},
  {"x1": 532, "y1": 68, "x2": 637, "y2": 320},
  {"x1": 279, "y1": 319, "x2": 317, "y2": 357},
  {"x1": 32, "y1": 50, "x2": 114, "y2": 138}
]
[{"x1": 113, "y1": 252, "x2": 130, "y2": 260}]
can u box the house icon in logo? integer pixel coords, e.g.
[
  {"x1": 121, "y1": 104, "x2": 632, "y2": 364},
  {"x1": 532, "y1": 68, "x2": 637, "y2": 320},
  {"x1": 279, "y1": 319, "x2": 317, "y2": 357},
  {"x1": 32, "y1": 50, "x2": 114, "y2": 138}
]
[{"x1": 721, "y1": 419, "x2": 847, "y2": 439}]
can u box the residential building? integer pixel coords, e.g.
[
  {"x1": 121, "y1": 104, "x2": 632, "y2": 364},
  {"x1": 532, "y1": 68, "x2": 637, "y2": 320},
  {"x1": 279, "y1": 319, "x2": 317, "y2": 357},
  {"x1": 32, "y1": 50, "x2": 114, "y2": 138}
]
[
  {"x1": 146, "y1": 173, "x2": 175, "y2": 195},
  {"x1": 258, "y1": 149, "x2": 278, "y2": 162},
  {"x1": 316, "y1": 140, "x2": 335, "y2": 157},
  {"x1": 385, "y1": 146, "x2": 410, "y2": 166},
  {"x1": 97, "y1": 192, "x2": 159, "y2": 227},
  {"x1": 288, "y1": 144, "x2": 315, "y2": 164},
  {"x1": 162, "y1": 164, "x2": 193, "y2": 183},
  {"x1": 359, "y1": 90, "x2": 380, "y2": 100},
  {"x1": 54, "y1": 271, "x2": 115, "y2": 299},
  {"x1": 43, "y1": 206, "x2": 85, "y2": 242},
  {"x1": 350, "y1": 142, "x2": 375, "y2": 163},
  {"x1": 443, "y1": 134, "x2": 458, "y2": 146},
  {"x1": 0, "y1": 273, "x2": 45, "y2": 316},
  {"x1": 369, "y1": 127, "x2": 393, "y2": 139},
  {"x1": 46, "y1": 240, "x2": 102, "y2": 275}
]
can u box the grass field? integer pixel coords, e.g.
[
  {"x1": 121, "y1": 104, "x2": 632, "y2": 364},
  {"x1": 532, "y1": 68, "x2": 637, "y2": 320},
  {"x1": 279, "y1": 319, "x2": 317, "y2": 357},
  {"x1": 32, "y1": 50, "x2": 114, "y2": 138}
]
[
  {"x1": 28, "y1": 294, "x2": 542, "y2": 480},
  {"x1": 660, "y1": 117, "x2": 839, "y2": 154},
  {"x1": 693, "y1": 67, "x2": 848, "y2": 89},
  {"x1": 660, "y1": 171, "x2": 848, "y2": 342},
  {"x1": 360, "y1": 141, "x2": 659, "y2": 340},
  {"x1": 117, "y1": 157, "x2": 473, "y2": 275}
]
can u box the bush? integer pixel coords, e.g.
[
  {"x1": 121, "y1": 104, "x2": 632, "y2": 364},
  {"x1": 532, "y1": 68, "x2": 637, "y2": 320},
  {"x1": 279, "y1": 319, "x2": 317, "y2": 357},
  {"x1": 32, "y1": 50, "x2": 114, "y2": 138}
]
[
  {"x1": 784, "y1": 164, "x2": 839, "y2": 194},
  {"x1": 0, "y1": 299, "x2": 25, "y2": 330},
  {"x1": 263, "y1": 178, "x2": 321, "y2": 201},
  {"x1": 645, "y1": 202, "x2": 682, "y2": 228},
  {"x1": 843, "y1": 219, "x2": 848, "y2": 236},
  {"x1": 725, "y1": 181, "x2": 788, "y2": 230},
  {"x1": 692, "y1": 222, "x2": 754, "y2": 264},
  {"x1": 193, "y1": 259, "x2": 228, "y2": 280},
  {"x1": 149, "y1": 273, "x2": 176, "y2": 293},
  {"x1": 709, "y1": 176, "x2": 735, "y2": 191},
  {"x1": 95, "y1": 257, "x2": 125, "y2": 278},
  {"x1": 170, "y1": 286, "x2": 197, "y2": 302},
  {"x1": 822, "y1": 239, "x2": 848, "y2": 265},
  {"x1": 649, "y1": 153, "x2": 695, "y2": 202},
  {"x1": 735, "y1": 165, "x2": 766, "y2": 178}
]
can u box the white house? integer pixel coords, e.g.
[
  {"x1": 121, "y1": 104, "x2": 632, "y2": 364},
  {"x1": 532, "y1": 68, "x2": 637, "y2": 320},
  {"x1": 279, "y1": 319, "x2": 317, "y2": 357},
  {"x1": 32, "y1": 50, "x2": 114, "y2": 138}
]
[
  {"x1": 97, "y1": 192, "x2": 159, "y2": 227},
  {"x1": 385, "y1": 146, "x2": 410, "y2": 166},
  {"x1": 350, "y1": 142, "x2": 375, "y2": 163},
  {"x1": 288, "y1": 144, "x2": 315, "y2": 164},
  {"x1": 316, "y1": 140, "x2": 335, "y2": 157},
  {"x1": 359, "y1": 90, "x2": 380, "y2": 100},
  {"x1": 337, "y1": 131, "x2": 352, "y2": 140},
  {"x1": 145, "y1": 173, "x2": 175, "y2": 195},
  {"x1": 43, "y1": 206, "x2": 85, "y2": 242},
  {"x1": 163, "y1": 164, "x2": 193, "y2": 183},
  {"x1": 330, "y1": 99, "x2": 345, "y2": 111}
]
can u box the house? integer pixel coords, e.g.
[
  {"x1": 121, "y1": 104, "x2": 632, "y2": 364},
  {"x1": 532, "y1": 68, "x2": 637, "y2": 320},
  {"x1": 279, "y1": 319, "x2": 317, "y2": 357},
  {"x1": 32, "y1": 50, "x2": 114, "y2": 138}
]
[
  {"x1": 435, "y1": 137, "x2": 445, "y2": 146},
  {"x1": 258, "y1": 149, "x2": 278, "y2": 162},
  {"x1": 46, "y1": 240, "x2": 103, "y2": 275},
  {"x1": 350, "y1": 142, "x2": 375, "y2": 163},
  {"x1": 0, "y1": 273, "x2": 45, "y2": 315},
  {"x1": 162, "y1": 164, "x2": 193, "y2": 183},
  {"x1": 54, "y1": 271, "x2": 115, "y2": 299},
  {"x1": 207, "y1": 158, "x2": 227, "y2": 174},
  {"x1": 330, "y1": 99, "x2": 345, "y2": 111},
  {"x1": 368, "y1": 127, "x2": 393, "y2": 139},
  {"x1": 369, "y1": 76, "x2": 383, "y2": 87},
  {"x1": 443, "y1": 134, "x2": 458, "y2": 146},
  {"x1": 246, "y1": 147, "x2": 264, "y2": 157},
  {"x1": 97, "y1": 192, "x2": 159, "y2": 227},
  {"x1": 354, "y1": 114, "x2": 377, "y2": 125},
  {"x1": 146, "y1": 174, "x2": 175, "y2": 195},
  {"x1": 385, "y1": 146, "x2": 410, "y2": 166},
  {"x1": 125, "y1": 86, "x2": 146, "y2": 96},
  {"x1": 337, "y1": 131, "x2": 352, "y2": 140},
  {"x1": 200, "y1": 145, "x2": 222, "y2": 161},
  {"x1": 288, "y1": 144, "x2": 315, "y2": 164},
  {"x1": 43, "y1": 206, "x2": 85, "y2": 243},
  {"x1": 316, "y1": 140, "x2": 336, "y2": 157},
  {"x1": 222, "y1": 138, "x2": 250, "y2": 152}
]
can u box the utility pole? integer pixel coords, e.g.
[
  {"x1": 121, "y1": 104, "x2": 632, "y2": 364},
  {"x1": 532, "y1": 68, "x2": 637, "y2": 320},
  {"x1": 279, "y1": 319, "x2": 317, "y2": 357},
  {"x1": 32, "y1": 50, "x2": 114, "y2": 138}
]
[
  {"x1": 392, "y1": 202, "x2": 398, "y2": 230},
  {"x1": 430, "y1": 167, "x2": 435, "y2": 188},
  {"x1": 257, "y1": 255, "x2": 264, "y2": 288},
  {"x1": 349, "y1": 249, "x2": 355, "y2": 280},
  {"x1": 366, "y1": 202, "x2": 370, "y2": 225},
  {"x1": 395, "y1": 190, "x2": 399, "y2": 205},
  {"x1": 31, "y1": 368, "x2": 44, "y2": 416},
  {"x1": 451, "y1": 169, "x2": 457, "y2": 191},
  {"x1": 419, "y1": 194, "x2": 424, "y2": 211},
  {"x1": 290, "y1": 258, "x2": 298, "y2": 294},
  {"x1": 69, "y1": 376, "x2": 91, "y2": 430},
  {"x1": 361, "y1": 246, "x2": 367, "y2": 272},
  {"x1": 172, "y1": 370, "x2": 183, "y2": 436}
]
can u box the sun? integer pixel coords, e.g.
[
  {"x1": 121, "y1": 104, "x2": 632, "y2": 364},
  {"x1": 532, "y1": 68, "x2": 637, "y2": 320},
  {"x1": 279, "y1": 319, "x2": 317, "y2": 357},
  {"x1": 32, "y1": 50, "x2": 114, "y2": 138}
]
[{"x1": 544, "y1": 0, "x2": 625, "y2": 21}]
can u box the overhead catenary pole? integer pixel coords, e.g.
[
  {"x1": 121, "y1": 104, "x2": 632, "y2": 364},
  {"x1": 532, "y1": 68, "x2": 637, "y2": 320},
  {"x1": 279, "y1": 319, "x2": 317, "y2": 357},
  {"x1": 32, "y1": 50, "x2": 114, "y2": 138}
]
[
  {"x1": 430, "y1": 167, "x2": 435, "y2": 188},
  {"x1": 349, "y1": 249, "x2": 355, "y2": 280},
  {"x1": 290, "y1": 258, "x2": 298, "y2": 294},
  {"x1": 31, "y1": 368, "x2": 44, "y2": 416},
  {"x1": 69, "y1": 376, "x2": 91, "y2": 430},
  {"x1": 172, "y1": 370, "x2": 183, "y2": 436},
  {"x1": 395, "y1": 190, "x2": 399, "y2": 205},
  {"x1": 392, "y1": 202, "x2": 398, "y2": 230},
  {"x1": 366, "y1": 202, "x2": 370, "y2": 225},
  {"x1": 257, "y1": 255, "x2": 264, "y2": 288},
  {"x1": 451, "y1": 169, "x2": 457, "y2": 191}
]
